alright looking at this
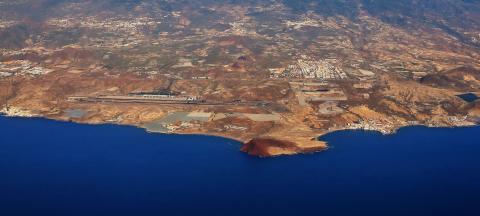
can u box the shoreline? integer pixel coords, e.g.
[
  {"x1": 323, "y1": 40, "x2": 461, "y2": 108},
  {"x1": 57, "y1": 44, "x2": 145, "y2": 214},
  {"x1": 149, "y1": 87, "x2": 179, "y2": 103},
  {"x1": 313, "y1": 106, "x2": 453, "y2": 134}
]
[{"x1": 2, "y1": 111, "x2": 478, "y2": 158}]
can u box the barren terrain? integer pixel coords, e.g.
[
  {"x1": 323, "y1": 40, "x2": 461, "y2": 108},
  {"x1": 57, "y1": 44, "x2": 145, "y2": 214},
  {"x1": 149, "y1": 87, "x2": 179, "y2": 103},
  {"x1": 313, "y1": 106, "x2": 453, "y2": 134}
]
[{"x1": 1, "y1": 0, "x2": 479, "y2": 156}]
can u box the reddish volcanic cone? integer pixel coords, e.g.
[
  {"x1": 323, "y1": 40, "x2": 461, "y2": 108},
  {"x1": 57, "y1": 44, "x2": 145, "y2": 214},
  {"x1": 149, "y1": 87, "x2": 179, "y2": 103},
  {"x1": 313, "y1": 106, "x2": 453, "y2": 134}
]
[{"x1": 241, "y1": 138, "x2": 301, "y2": 157}]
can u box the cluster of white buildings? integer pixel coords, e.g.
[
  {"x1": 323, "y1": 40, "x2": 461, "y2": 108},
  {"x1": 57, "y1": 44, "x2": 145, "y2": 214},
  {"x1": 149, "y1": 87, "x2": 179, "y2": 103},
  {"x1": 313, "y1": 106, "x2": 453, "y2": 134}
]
[
  {"x1": 0, "y1": 20, "x2": 16, "y2": 29},
  {"x1": 285, "y1": 17, "x2": 321, "y2": 30},
  {"x1": 0, "y1": 61, "x2": 52, "y2": 77},
  {"x1": 0, "y1": 106, "x2": 38, "y2": 117},
  {"x1": 279, "y1": 59, "x2": 348, "y2": 80},
  {"x1": 344, "y1": 120, "x2": 395, "y2": 135},
  {"x1": 46, "y1": 16, "x2": 160, "y2": 34}
]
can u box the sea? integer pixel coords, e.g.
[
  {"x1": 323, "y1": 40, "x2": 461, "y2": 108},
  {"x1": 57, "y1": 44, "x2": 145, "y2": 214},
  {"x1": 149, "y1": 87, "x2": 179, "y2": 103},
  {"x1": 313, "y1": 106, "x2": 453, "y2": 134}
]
[{"x1": 0, "y1": 116, "x2": 479, "y2": 216}]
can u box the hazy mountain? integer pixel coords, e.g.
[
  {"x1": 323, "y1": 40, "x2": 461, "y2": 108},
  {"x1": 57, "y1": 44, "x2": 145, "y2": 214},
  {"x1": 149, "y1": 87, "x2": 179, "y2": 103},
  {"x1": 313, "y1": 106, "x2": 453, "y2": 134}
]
[{"x1": 1, "y1": 0, "x2": 479, "y2": 48}]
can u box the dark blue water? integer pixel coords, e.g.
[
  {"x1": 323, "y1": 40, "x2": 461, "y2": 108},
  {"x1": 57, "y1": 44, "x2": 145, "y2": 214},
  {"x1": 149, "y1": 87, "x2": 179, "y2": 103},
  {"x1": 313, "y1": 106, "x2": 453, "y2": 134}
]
[
  {"x1": 1, "y1": 116, "x2": 480, "y2": 216},
  {"x1": 457, "y1": 93, "x2": 478, "y2": 102}
]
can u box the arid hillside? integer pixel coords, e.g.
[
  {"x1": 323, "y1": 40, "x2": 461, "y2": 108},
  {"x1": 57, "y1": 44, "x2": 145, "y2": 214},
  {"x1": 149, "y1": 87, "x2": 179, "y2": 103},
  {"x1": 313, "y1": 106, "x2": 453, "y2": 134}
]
[{"x1": 1, "y1": 0, "x2": 479, "y2": 156}]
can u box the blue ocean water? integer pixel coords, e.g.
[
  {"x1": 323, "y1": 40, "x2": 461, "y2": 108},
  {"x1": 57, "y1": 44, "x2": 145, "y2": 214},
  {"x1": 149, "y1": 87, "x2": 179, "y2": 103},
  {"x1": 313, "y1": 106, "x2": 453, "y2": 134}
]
[{"x1": 0, "y1": 116, "x2": 479, "y2": 216}]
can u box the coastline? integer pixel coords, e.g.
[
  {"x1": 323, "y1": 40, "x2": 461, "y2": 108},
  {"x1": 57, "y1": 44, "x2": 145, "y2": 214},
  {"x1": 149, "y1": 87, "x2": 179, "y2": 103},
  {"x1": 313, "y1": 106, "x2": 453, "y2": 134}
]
[
  {"x1": 2, "y1": 108, "x2": 478, "y2": 158},
  {"x1": 3, "y1": 107, "x2": 480, "y2": 216},
  {"x1": 0, "y1": 110, "x2": 246, "y2": 147}
]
